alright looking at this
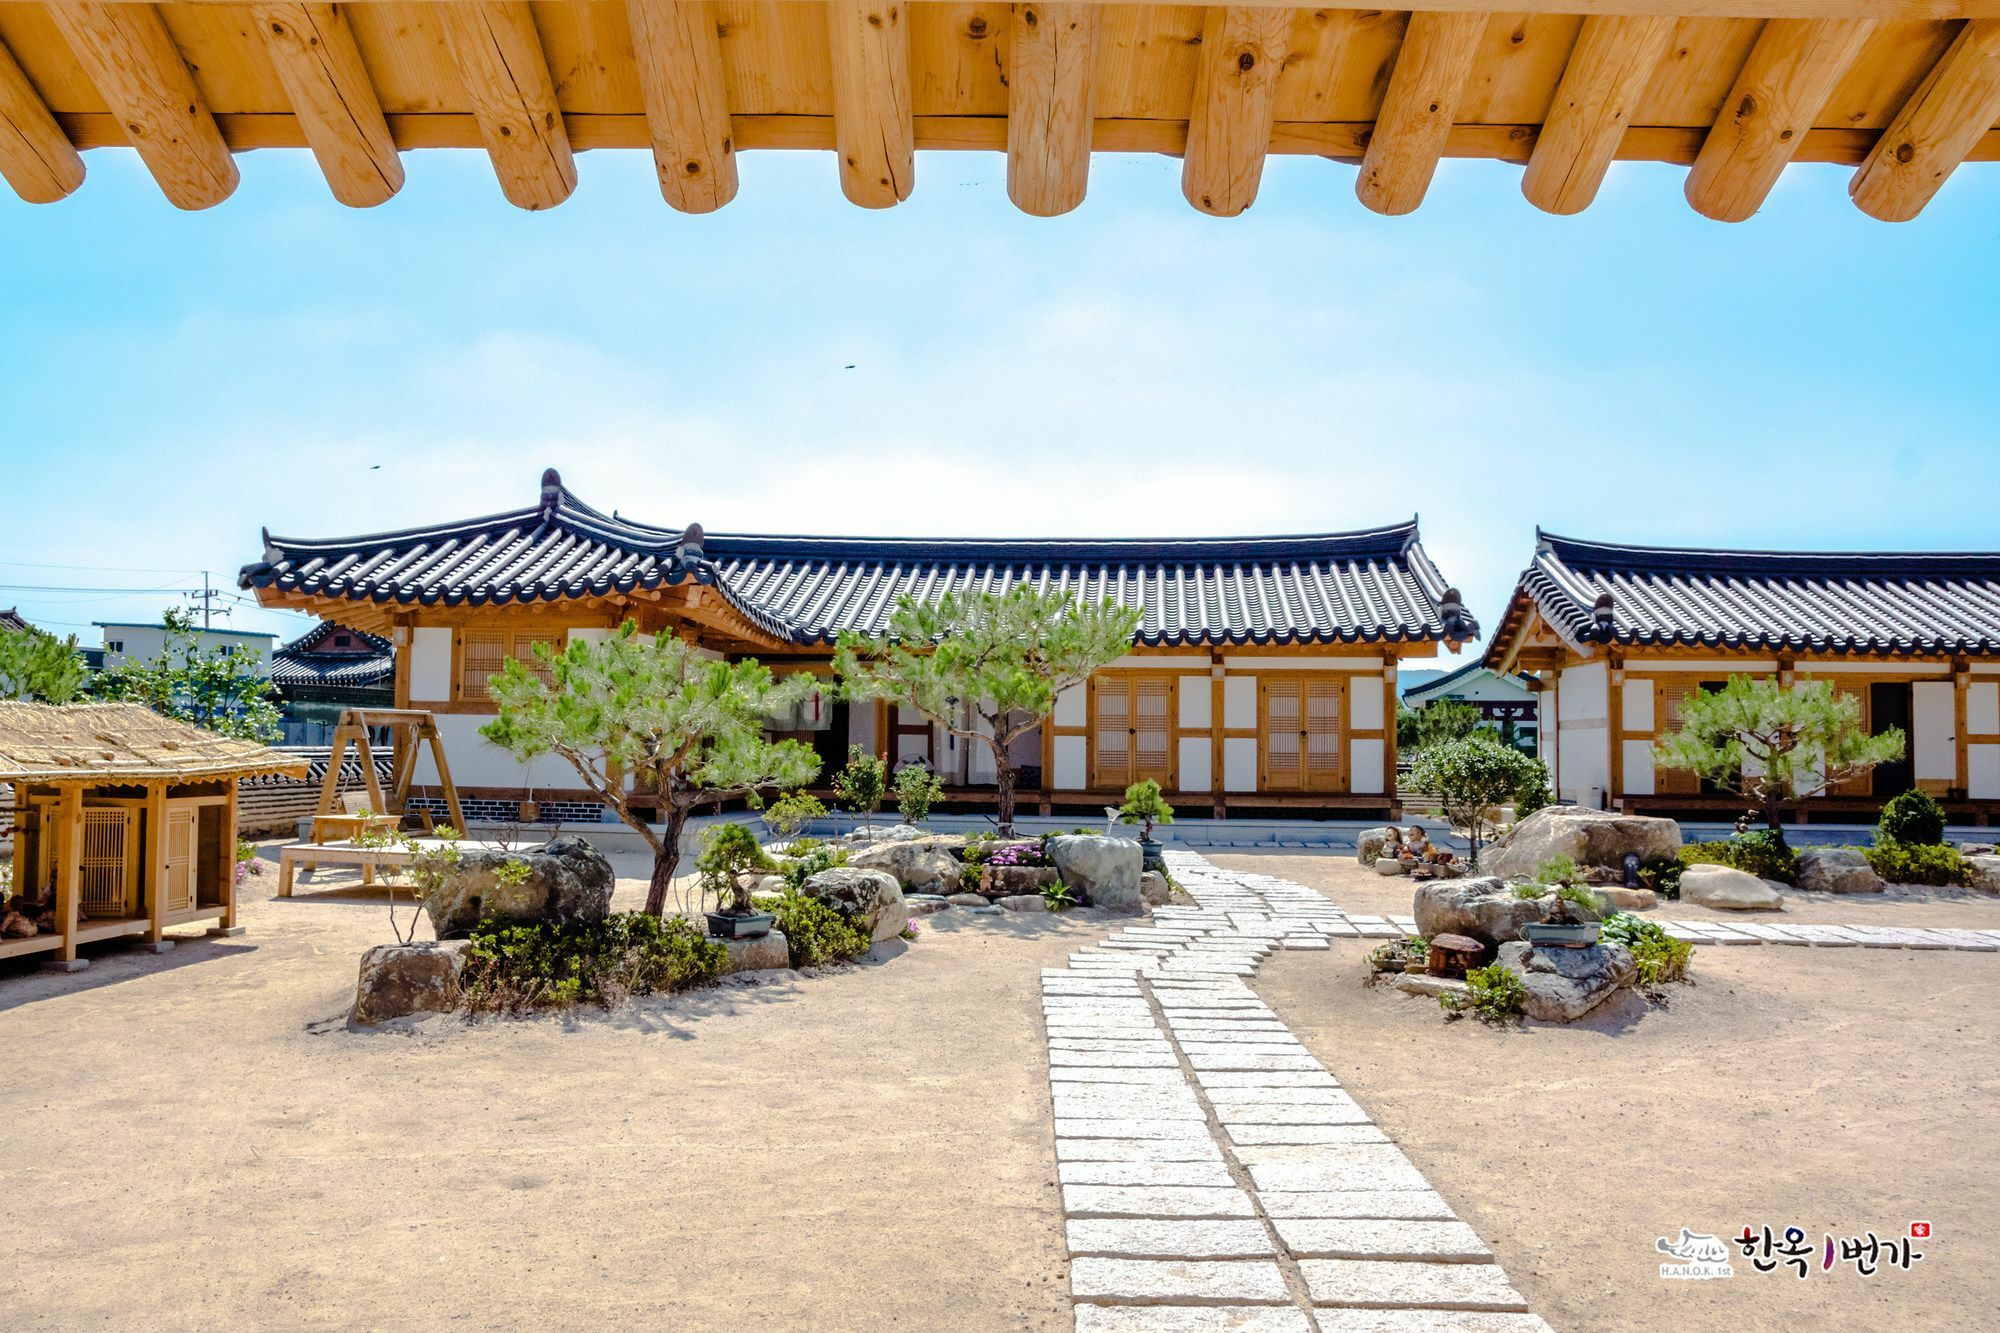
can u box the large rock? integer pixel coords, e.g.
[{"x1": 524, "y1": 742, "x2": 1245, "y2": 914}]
[
  {"x1": 1966, "y1": 854, "x2": 2000, "y2": 895},
  {"x1": 1496, "y1": 941, "x2": 1636, "y2": 1022},
  {"x1": 1372, "y1": 857, "x2": 1408, "y2": 878},
  {"x1": 1596, "y1": 886, "x2": 1659, "y2": 912},
  {"x1": 1412, "y1": 877, "x2": 1551, "y2": 947},
  {"x1": 1140, "y1": 872, "x2": 1171, "y2": 907},
  {"x1": 848, "y1": 839, "x2": 963, "y2": 895},
  {"x1": 1357, "y1": 828, "x2": 1393, "y2": 866},
  {"x1": 998, "y1": 894, "x2": 1049, "y2": 913},
  {"x1": 352, "y1": 942, "x2": 463, "y2": 1025},
  {"x1": 1679, "y1": 863, "x2": 1785, "y2": 911},
  {"x1": 420, "y1": 834, "x2": 614, "y2": 939},
  {"x1": 1480, "y1": 807, "x2": 1682, "y2": 881},
  {"x1": 984, "y1": 864, "x2": 1060, "y2": 898},
  {"x1": 721, "y1": 930, "x2": 790, "y2": 974},
  {"x1": 1795, "y1": 847, "x2": 1886, "y2": 895},
  {"x1": 801, "y1": 866, "x2": 909, "y2": 942},
  {"x1": 1048, "y1": 834, "x2": 1143, "y2": 912}
]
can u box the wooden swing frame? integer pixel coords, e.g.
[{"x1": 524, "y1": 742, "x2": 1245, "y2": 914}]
[{"x1": 316, "y1": 708, "x2": 466, "y2": 833}]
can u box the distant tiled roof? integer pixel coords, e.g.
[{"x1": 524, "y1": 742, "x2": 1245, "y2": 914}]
[
  {"x1": 0, "y1": 608, "x2": 28, "y2": 633},
  {"x1": 270, "y1": 623, "x2": 395, "y2": 690},
  {"x1": 1403, "y1": 660, "x2": 1532, "y2": 702},
  {"x1": 1490, "y1": 531, "x2": 2000, "y2": 660},
  {"x1": 241, "y1": 469, "x2": 1478, "y2": 648}
]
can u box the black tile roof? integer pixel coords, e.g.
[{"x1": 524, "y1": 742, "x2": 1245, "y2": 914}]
[
  {"x1": 0, "y1": 608, "x2": 28, "y2": 634},
  {"x1": 241, "y1": 469, "x2": 1478, "y2": 648},
  {"x1": 270, "y1": 622, "x2": 395, "y2": 689},
  {"x1": 1491, "y1": 531, "x2": 2000, "y2": 660}
]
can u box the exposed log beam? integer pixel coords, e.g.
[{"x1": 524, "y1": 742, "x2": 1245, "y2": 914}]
[
  {"x1": 1851, "y1": 18, "x2": 2000, "y2": 220},
  {"x1": 0, "y1": 37, "x2": 83, "y2": 203},
  {"x1": 1006, "y1": 2, "x2": 1097, "y2": 216},
  {"x1": 46, "y1": 2, "x2": 236, "y2": 209},
  {"x1": 625, "y1": 0, "x2": 736, "y2": 213},
  {"x1": 1356, "y1": 12, "x2": 1486, "y2": 215},
  {"x1": 1182, "y1": 6, "x2": 1292, "y2": 216},
  {"x1": 436, "y1": 1, "x2": 575, "y2": 210},
  {"x1": 145, "y1": 0, "x2": 2000, "y2": 19},
  {"x1": 251, "y1": 3, "x2": 401, "y2": 208},
  {"x1": 825, "y1": 0, "x2": 913, "y2": 207},
  {"x1": 1686, "y1": 19, "x2": 1875, "y2": 221},
  {"x1": 1522, "y1": 15, "x2": 1675, "y2": 214}
]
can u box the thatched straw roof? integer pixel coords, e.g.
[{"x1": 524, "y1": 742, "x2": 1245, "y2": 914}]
[{"x1": 0, "y1": 702, "x2": 309, "y2": 785}]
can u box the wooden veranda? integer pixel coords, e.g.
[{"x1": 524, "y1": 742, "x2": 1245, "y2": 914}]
[{"x1": 1, "y1": 2, "x2": 1997, "y2": 221}]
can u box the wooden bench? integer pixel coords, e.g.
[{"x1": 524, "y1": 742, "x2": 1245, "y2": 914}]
[{"x1": 276, "y1": 838, "x2": 537, "y2": 897}]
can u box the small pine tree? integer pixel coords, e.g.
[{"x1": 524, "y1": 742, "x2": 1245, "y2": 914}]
[
  {"x1": 1118, "y1": 779, "x2": 1176, "y2": 842},
  {"x1": 833, "y1": 745, "x2": 888, "y2": 831}
]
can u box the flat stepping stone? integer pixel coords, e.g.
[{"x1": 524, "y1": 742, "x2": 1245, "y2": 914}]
[
  {"x1": 1062, "y1": 1161, "x2": 1237, "y2": 1187},
  {"x1": 1189, "y1": 1054, "x2": 1325, "y2": 1072},
  {"x1": 1058, "y1": 1138, "x2": 1228, "y2": 1163},
  {"x1": 1058, "y1": 1118, "x2": 1218, "y2": 1141},
  {"x1": 1067, "y1": 1218, "x2": 1275, "y2": 1259},
  {"x1": 1247, "y1": 1161, "x2": 1430, "y2": 1194},
  {"x1": 1299, "y1": 1259, "x2": 1529, "y2": 1312},
  {"x1": 1052, "y1": 1051, "x2": 1182, "y2": 1068},
  {"x1": 1070, "y1": 1257, "x2": 1289, "y2": 1304},
  {"x1": 1062, "y1": 1185, "x2": 1258, "y2": 1219},
  {"x1": 1273, "y1": 1219, "x2": 1491, "y2": 1262},
  {"x1": 1198, "y1": 1071, "x2": 1341, "y2": 1089},
  {"x1": 1229, "y1": 1125, "x2": 1389, "y2": 1146},
  {"x1": 1075, "y1": 1304, "x2": 1312, "y2": 1332},
  {"x1": 1053, "y1": 1068, "x2": 1191, "y2": 1086},
  {"x1": 1215, "y1": 1103, "x2": 1371, "y2": 1125},
  {"x1": 1205, "y1": 1087, "x2": 1358, "y2": 1108},
  {"x1": 1314, "y1": 1314, "x2": 1552, "y2": 1332},
  {"x1": 1053, "y1": 1095, "x2": 1207, "y2": 1122},
  {"x1": 1259, "y1": 1191, "x2": 1457, "y2": 1220}
]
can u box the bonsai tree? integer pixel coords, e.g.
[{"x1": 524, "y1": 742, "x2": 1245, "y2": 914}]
[
  {"x1": 1652, "y1": 675, "x2": 1905, "y2": 841},
  {"x1": 1409, "y1": 735, "x2": 1543, "y2": 868},
  {"x1": 696, "y1": 821, "x2": 777, "y2": 918},
  {"x1": 95, "y1": 607, "x2": 280, "y2": 741},
  {"x1": 1118, "y1": 779, "x2": 1175, "y2": 842},
  {"x1": 832, "y1": 745, "x2": 887, "y2": 832},
  {"x1": 0, "y1": 622, "x2": 88, "y2": 703},
  {"x1": 835, "y1": 587, "x2": 1141, "y2": 835},
  {"x1": 893, "y1": 764, "x2": 944, "y2": 826},
  {"x1": 480, "y1": 624, "x2": 820, "y2": 917}
]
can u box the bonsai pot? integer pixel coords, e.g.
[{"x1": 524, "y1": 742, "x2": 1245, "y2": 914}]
[
  {"x1": 1139, "y1": 838, "x2": 1167, "y2": 874},
  {"x1": 706, "y1": 909, "x2": 775, "y2": 940},
  {"x1": 1522, "y1": 921, "x2": 1600, "y2": 948}
]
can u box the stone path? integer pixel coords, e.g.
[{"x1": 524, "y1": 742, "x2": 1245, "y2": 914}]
[{"x1": 1048, "y1": 852, "x2": 1551, "y2": 1331}]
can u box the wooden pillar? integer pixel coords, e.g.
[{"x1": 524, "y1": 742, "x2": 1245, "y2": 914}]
[
  {"x1": 220, "y1": 779, "x2": 240, "y2": 930},
  {"x1": 54, "y1": 785, "x2": 82, "y2": 967},
  {"x1": 144, "y1": 783, "x2": 168, "y2": 942},
  {"x1": 7, "y1": 782, "x2": 25, "y2": 890},
  {"x1": 1955, "y1": 660, "x2": 1971, "y2": 798},
  {"x1": 1383, "y1": 660, "x2": 1400, "y2": 819},
  {"x1": 1607, "y1": 658, "x2": 1625, "y2": 810},
  {"x1": 1210, "y1": 654, "x2": 1226, "y2": 820}
]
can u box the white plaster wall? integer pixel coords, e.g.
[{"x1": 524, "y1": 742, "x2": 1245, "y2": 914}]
[
  {"x1": 1622, "y1": 741, "x2": 1656, "y2": 796},
  {"x1": 1178, "y1": 677, "x2": 1212, "y2": 730},
  {"x1": 1349, "y1": 675, "x2": 1385, "y2": 731},
  {"x1": 1350, "y1": 739, "x2": 1384, "y2": 794},
  {"x1": 1054, "y1": 684, "x2": 1086, "y2": 728},
  {"x1": 569, "y1": 627, "x2": 612, "y2": 647},
  {"x1": 1621, "y1": 678, "x2": 1654, "y2": 733},
  {"x1": 1970, "y1": 745, "x2": 2000, "y2": 799},
  {"x1": 1969, "y1": 682, "x2": 2000, "y2": 735},
  {"x1": 409, "y1": 627, "x2": 453, "y2": 703},
  {"x1": 1912, "y1": 681, "x2": 1957, "y2": 781},
  {"x1": 411, "y1": 712, "x2": 580, "y2": 789},
  {"x1": 1223, "y1": 677, "x2": 1257, "y2": 730},
  {"x1": 1053, "y1": 735, "x2": 1087, "y2": 789},
  {"x1": 1178, "y1": 738, "x2": 1211, "y2": 793},
  {"x1": 1223, "y1": 737, "x2": 1258, "y2": 792},
  {"x1": 1558, "y1": 662, "x2": 1608, "y2": 722},
  {"x1": 1623, "y1": 658, "x2": 1780, "y2": 674},
  {"x1": 1556, "y1": 662, "x2": 1610, "y2": 804}
]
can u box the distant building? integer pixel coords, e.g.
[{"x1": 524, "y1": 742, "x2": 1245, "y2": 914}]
[
  {"x1": 93, "y1": 621, "x2": 275, "y2": 673},
  {"x1": 269, "y1": 623, "x2": 395, "y2": 744},
  {"x1": 0, "y1": 608, "x2": 28, "y2": 634},
  {"x1": 1402, "y1": 662, "x2": 1539, "y2": 753}
]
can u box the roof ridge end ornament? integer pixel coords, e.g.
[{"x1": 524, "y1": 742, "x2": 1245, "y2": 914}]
[
  {"x1": 678, "y1": 522, "x2": 707, "y2": 570},
  {"x1": 539, "y1": 468, "x2": 563, "y2": 521},
  {"x1": 1592, "y1": 591, "x2": 1615, "y2": 637}
]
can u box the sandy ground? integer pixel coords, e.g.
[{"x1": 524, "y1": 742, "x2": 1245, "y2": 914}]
[
  {"x1": 1219, "y1": 854, "x2": 2000, "y2": 1332},
  {"x1": 0, "y1": 845, "x2": 1094, "y2": 1331}
]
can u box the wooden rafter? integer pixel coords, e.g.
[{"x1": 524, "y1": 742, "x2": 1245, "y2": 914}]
[
  {"x1": 1686, "y1": 18, "x2": 1877, "y2": 221},
  {"x1": 1356, "y1": 12, "x2": 1487, "y2": 216},
  {"x1": 1182, "y1": 6, "x2": 1292, "y2": 217},
  {"x1": 251, "y1": 3, "x2": 401, "y2": 208},
  {"x1": 625, "y1": 0, "x2": 737, "y2": 213},
  {"x1": 46, "y1": 2, "x2": 236, "y2": 209},
  {"x1": 436, "y1": 0, "x2": 576, "y2": 210},
  {"x1": 0, "y1": 35, "x2": 83, "y2": 203},
  {"x1": 825, "y1": 0, "x2": 913, "y2": 208},
  {"x1": 1006, "y1": 2, "x2": 1097, "y2": 217},
  {"x1": 1522, "y1": 15, "x2": 1677, "y2": 215},
  {"x1": 1851, "y1": 17, "x2": 2000, "y2": 221}
]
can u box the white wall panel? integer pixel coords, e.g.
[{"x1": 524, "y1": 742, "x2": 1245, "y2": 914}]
[
  {"x1": 1913, "y1": 682, "x2": 1957, "y2": 781},
  {"x1": 1054, "y1": 685, "x2": 1086, "y2": 728},
  {"x1": 1622, "y1": 741, "x2": 1656, "y2": 796},
  {"x1": 1970, "y1": 745, "x2": 2000, "y2": 799},
  {"x1": 409, "y1": 627, "x2": 453, "y2": 702},
  {"x1": 1223, "y1": 737, "x2": 1258, "y2": 792},
  {"x1": 1349, "y1": 676, "x2": 1384, "y2": 731},
  {"x1": 1178, "y1": 677, "x2": 1212, "y2": 730},
  {"x1": 1621, "y1": 678, "x2": 1654, "y2": 733},
  {"x1": 1223, "y1": 677, "x2": 1257, "y2": 729},
  {"x1": 1178, "y1": 738, "x2": 1211, "y2": 793},
  {"x1": 1969, "y1": 682, "x2": 1999, "y2": 735},
  {"x1": 412, "y1": 712, "x2": 579, "y2": 789},
  {"x1": 1350, "y1": 739, "x2": 1384, "y2": 794},
  {"x1": 1054, "y1": 736, "x2": 1087, "y2": 789}
]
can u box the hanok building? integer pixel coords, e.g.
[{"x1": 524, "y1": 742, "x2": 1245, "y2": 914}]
[
  {"x1": 239, "y1": 470, "x2": 1477, "y2": 824},
  {"x1": 1484, "y1": 532, "x2": 2000, "y2": 822},
  {"x1": 1401, "y1": 662, "x2": 1538, "y2": 754},
  {"x1": 269, "y1": 622, "x2": 396, "y2": 745}
]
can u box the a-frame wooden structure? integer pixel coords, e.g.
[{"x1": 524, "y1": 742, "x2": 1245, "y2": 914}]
[{"x1": 315, "y1": 708, "x2": 465, "y2": 833}]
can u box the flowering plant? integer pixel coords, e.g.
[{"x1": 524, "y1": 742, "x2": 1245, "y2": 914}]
[{"x1": 987, "y1": 842, "x2": 1050, "y2": 869}]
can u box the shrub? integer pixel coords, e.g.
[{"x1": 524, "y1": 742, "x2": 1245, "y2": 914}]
[
  {"x1": 1444, "y1": 964, "x2": 1524, "y2": 1022},
  {"x1": 696, "y1": 821, "x2": 776, "y2": 914},
  {"x1": 960, "y1": 832, "x2": 998, "y2": 865},
  {"x1": 1512, "y1": 766, "x2": 1553, "y2": 820},
  {"x1": 1864, "y1": 840, "x2": 1972, "y2": 887},
  {"x1": 1639, "y1": 857, "x2": 1683, "y2": 900},
  {"x1": 1532, "y1": 855, "x2": 1587, "y2": 890},
  {"x1": 1118, "y1": 779, "x2": 1176, "y2": 840},
  {"x1": 1600, "y1": 911, "x2": 1693, "y2": 984},
  {"x1": 766, "y1": 891, "x2": 873, "y2": 967},
  {"x1": 832, "y1": 745, "x2": 887, "y2": 828},
  {"x1": 1877, "y1": 789, "x2": 1946, "y2": 847},
  {"x1": 763, "y1": 790, "x2": 826, "y2": 841},
  {"x1": 893, "y1": 765, "x2": 945, "y2": 824},
  {"x1": 1681, "y1": 830, "x2": 1797, "y2": 884},
  {"x1": 1409, "y1": 736, "x2": 1544, "y2": 867},
  {"x1": 780, "y1": 842, "x2": 847, "y2": 894},
  {"x1": 460, "y1": 913, "x2": 727, "y2": 1013}
]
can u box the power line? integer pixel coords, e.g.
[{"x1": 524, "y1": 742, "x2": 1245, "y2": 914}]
[
  {"x1": 0, "y1": 580, "x2": 198, "y2": 595},
  {"x1": 0, "y1": 558, "x2": 206, "y2": 575}
]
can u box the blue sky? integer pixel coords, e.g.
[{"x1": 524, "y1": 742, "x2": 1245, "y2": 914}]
[{"x1": 3, "y1": 144, "x2": 1997, "y2": 666}]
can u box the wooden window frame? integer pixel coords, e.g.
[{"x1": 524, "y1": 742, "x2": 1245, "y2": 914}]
[{"x1": 451, "y1": 627, "x2": 567, "y2": 705}]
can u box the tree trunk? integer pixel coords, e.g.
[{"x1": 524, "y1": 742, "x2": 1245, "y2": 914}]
[
  {"x1": 994, "y1": 748, "x2": 1019, "y2": 836},
  {"x1": 644, "y1": 803, "x2": 690, "y2": 917}
]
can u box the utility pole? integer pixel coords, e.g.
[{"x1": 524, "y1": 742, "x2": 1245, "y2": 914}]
[{"x1": 185, "y1": 572, "x2": 226, "y2": 629}]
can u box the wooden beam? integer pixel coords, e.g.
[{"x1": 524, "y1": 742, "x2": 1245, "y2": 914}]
[
  {"x1": 1686, "y1": 19, "x2": 1876, "y2": 222},
  {"x1": 156, "y1": 0, "x2": 2000, "y2": 19},
  {"x1": 251, "y1": 3, "x2": 401, "y2": 208},
  {"x1": 1006, "y1": 2, "x2": 1097, "y2": 216},
  {"x1": 825, "y1": 0, "x2": 913, "y2": 208},
  {"x1": 436, "y1": 1, "x2": 575, "y2": 210},
  {"x1": 1356, "y1": 12, "x2": 1487, "y2": 216},
  {"x1": 1521, "y1": 15, "x2": 1675, "y2": 215},
  {"x1": 46, "y1": 2, "x2": 236, "y2": 209},
  {"x1": 1182, "y1": 6, "x2": 1292, "y2": 217},
  {"x1": 624, "y1": 0, "x2": 736, "y2": 213},
  {"x1": 0, "y1": 37, "x2": 83, "y2": 203},
  {"x1": 1851, "y1": 18, "x2": 2000, "y2": 221}
]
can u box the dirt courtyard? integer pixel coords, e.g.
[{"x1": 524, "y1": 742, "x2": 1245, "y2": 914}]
[{"x1": 1216, "y1": 852, "x2": 2000, "y2": 1332}]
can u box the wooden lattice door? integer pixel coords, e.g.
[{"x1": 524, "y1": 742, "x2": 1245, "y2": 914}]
[
  {"x1": 1653, "y1": 681, "x2": 1701, "y2": 795},
  {"x1": 1262, "y1": 678, "x2": 1344, "y2": 791},
  {"x1": 1091, "y1": 677, "x2": 1175, "y2": 789},
  {"x1": 163, "y1": 808, "x2": 197, "y2": 914},
  {"x1": 79, "y1": 808, "x2": 135, "y2": 919}
]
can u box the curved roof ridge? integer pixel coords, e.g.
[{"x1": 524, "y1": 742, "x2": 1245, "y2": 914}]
[{"x1": 1539, "y1": 530, "x2": 2000, "y2": 576}]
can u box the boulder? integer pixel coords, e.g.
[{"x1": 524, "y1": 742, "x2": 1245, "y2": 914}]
[
  {"x1": 1372, "y1": 857, "x2": 1408, "y2": 877},
  {"x1": 984, "y1": 864, "x2": 1060, "y2": 898},
  {"x1": 1496, "y1": 941, "x2": 1637, "y2": 1022},
  {"x1": 1412, "y1": 877, "x2": 1551, "y2": 947},
  {"x1": 1795, "y1": 847, "x2": 1886, "y2": 895},
  {"x1": 1596, "y1": 886, "x2": 1659, "y2": 912},
  {"x1": 801, "y1": 866, "x2": 909, "y2": 942},
  {"x1": 881, "y1": 824, "x2": 928, "y2": 842},
  {"x1": 1965, "y1": 854, "x2": 2000, "y2": 895},
  {"x1": 1048, "y1": 834, "x2": 1143, "y2": 912},
  {"x1": 1391, "y1": 974, "x2": 1470, "y2": 1001},
  {"x1": 1679, "y1": 863, "x2": 1785, "y2": 911},
  {"x1": 1357, "y1": 828, "x2": 1393, "y2": 866},
  {"x1": 905, "y1": 894, "x2": 950, "y2": 917},
  {"x1": 998, "y1": 894, "x2": 1049, "y2": 913},
  {"x1": 1140, "y1": 872, "x2": 1172, "y2": 907},
  {"x1": 848, "y1": 840, "x2": 963, "y2": 895},
  {"x1": 420, "y1": 834, "x2": 615, "y2": 939},
  {"x1": 352, "y1": 942, "x2": 464, "y2": 1025},
  {"x1": 1480, "y1": 807, "x2": 1682, "y2": 881},
  {"x1": 721, "y1": 930, "x2": 791, "y2": 973},
  {"x1": 945, "y1": 892, "x2": 987, "y2": 907}
]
